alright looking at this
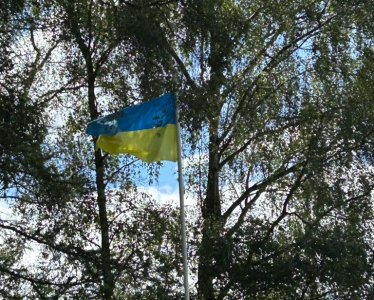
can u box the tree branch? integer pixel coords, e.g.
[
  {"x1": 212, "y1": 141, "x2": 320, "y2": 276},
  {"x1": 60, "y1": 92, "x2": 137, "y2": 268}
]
[
  {"x1": 223, "y1": 164, "x2": 299, "y2": 221},
  {"x1": 165, "y1": 42, "x2": 197, "y2": 90},
  {"x1": 265, "y1": 164, "x2": 308, "y2": 239}
]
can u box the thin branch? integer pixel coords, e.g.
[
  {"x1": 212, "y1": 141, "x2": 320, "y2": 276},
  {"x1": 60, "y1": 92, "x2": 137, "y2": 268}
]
[
  {"x1": 104, "y1": 159, "x2": 137, "y2": 187},
  {"x1": 223, "y1": 164, "x2": 298, "y2": 220},
  {"x1": 265, "y1": 164, "x2": 308, "y2": 239},
  {"x1": 38, "y1": 83, "x2": 87, "y2": 106},
  {"x1": 88, "y1": 0, "x2": 94, "y2": 50},
  {"x1": 226, "y1": 189, "x2": 263, "y2": 237},
  {"x1": 165, "y1": 42, "x2": 197, "y2": 89},
  {"x1": 0, "y1": 222, "x2": 100, "y2": 263},
  {"x1": 219, "y1": 119, "x2": 300, "y2": 169},
  {"x1": 220, "y1": 14, "x2": 336, "y2": 145},
  {"x1": 64, "y1": 2, "x2": 92, "y2": 70},
  {"x1": 0, "y1": 265, "x2": 94, "y2": 287},
  {"x1": 30, "y1": 25, "x2": 40, "y2": 54},
  {"x1": 94, "y1": 43, "x2": 118, "y2": 76}
]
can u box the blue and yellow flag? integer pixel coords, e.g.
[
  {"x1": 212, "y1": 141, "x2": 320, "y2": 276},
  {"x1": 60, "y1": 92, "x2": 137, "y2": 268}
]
[{"x1": 86, "y1": 93, "x2": 177, "y2": 162}]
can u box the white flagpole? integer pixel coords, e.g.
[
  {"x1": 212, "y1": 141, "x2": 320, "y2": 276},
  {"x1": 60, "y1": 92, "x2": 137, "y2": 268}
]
[{"x1": 175, "y1": 98, "x2": 190, "y2": 300}]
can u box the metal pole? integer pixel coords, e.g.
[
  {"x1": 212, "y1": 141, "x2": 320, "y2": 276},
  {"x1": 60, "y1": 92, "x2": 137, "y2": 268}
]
[{"x1": 175, "y1": 99, "x2": 190, "y2": 300}]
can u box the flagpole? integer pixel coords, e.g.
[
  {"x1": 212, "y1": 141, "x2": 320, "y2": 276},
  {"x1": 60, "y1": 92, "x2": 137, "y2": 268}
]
[{"x1": 175, "y1": 98, "x2": 190, "y2": 300}]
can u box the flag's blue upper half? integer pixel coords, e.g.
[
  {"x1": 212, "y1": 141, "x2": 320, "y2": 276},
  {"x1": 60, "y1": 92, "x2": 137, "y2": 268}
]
[
  {"x1": 86, "y1": 93, "x2": 177, "y2": 162},
  {"x1": 86, "y1": 93, "x2": 176, "y2": 136}
]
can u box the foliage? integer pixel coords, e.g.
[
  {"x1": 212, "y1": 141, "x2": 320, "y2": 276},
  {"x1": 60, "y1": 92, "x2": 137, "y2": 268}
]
[{"x1": 0, "y1": 0, "x2": 374, "y2": 299}]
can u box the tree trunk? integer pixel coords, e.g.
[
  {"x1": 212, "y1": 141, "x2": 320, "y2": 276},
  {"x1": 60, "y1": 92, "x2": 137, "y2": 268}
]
[
  {"x1": 87, "y1": 73, "x2": 114, "y2": 299},
  {"x1": 198, "y1": 113, "x2": 222, "y2": 299},
  {"x1": 64, "y1": 2, "x2": 115, "y2": 296}
]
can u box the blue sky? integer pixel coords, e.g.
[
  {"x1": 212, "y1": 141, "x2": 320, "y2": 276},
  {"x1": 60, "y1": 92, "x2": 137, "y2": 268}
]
[{"x1": 153, "y1": 161, "x2": 179, "y2": 189}]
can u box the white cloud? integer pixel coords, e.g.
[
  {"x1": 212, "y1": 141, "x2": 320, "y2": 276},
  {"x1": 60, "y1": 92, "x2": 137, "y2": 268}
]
[
  {"x1": 0, "y1": 201, "x2": 13, "y2": 220},
  {"x1": 138, "y1": 184, "x2": 195, "y2": 207}
]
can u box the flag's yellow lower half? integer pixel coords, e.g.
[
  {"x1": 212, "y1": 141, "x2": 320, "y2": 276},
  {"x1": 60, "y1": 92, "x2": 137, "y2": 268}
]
[{"x1": 96, "y1": 124, "x2": 177, "y2": 162}]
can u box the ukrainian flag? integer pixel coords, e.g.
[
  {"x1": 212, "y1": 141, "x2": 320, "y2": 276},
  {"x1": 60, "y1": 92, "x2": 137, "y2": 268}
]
[{"x1": 86, "y1": 93, "x2": 177, "y2": 162}]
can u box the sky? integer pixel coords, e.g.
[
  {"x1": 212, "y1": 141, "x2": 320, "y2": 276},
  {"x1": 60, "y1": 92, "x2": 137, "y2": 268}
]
[
  {"x1": 141, "y1": 159, "x2": 196, "y2": 207},
  {"x1": 152, "y1": 161, "x2": 179, "y2": 189}
]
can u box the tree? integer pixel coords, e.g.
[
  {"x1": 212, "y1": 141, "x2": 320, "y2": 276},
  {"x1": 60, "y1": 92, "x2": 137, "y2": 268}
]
[
  {"x1": 138, "y1": 0, "x2": 374, "y2": 298},
  {"x1": 1, "y1": 0, "x2": 374, "y2": 299},
  {"x1": 1, "y1": 0, "x2": 184, "y2": 298}
]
